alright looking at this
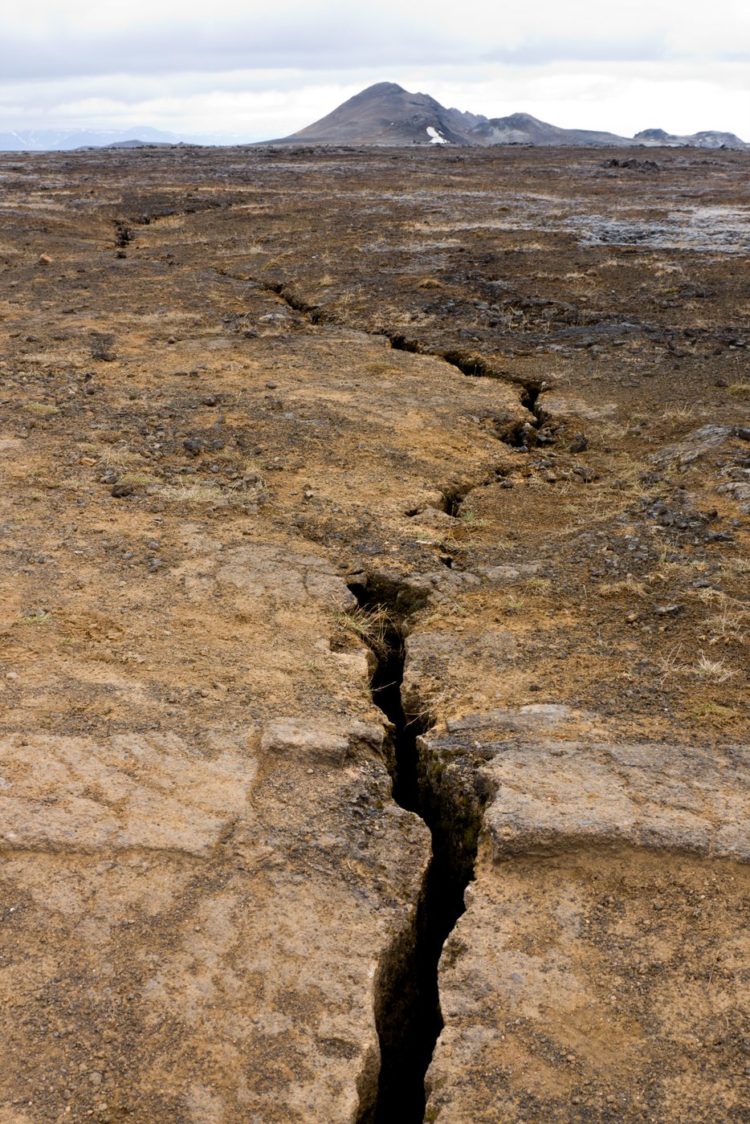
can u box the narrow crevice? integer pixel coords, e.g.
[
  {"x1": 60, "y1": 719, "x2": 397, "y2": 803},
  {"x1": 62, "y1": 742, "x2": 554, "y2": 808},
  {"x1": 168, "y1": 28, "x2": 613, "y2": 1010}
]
[
  {"x1": 520, "y1": 380, "x2": 548, "y2": 427},
  {"x1": 441, "y1": 349, "x2": 501, "y2": 378},
  {"x1": 496, "y1": 418, "x2": 535, "y2": 448},
  {"x1": 388, "y1": 334, "x2": 422, "y2": 354},
  {"x1": 264, "y1": 281, "x2": 327, "y2": 324},
  {"x1": 496, "y1": 380, "x2": 554, "y2": 449},
  {"x1": 440, "y1": 484, "x2": 472, "y2": 518},
  {"x1": 388, "y1": 339, "x2": 552, "y2": 452},
  {"x1": 251, "y1": 276, "x2": 523, "y2": 397},
  {"x1": 520, "y1": 381, "x2": 540, "y2": 415},
  {"x1": 439, "y1": 466, "x2": 511, "y2": 519},
  {"x1": 349, "y1": 576, "x2": 488, "y2": 1124},
  {"x1": 247, "y1": 275, "x2": 555, "y2": 449}
]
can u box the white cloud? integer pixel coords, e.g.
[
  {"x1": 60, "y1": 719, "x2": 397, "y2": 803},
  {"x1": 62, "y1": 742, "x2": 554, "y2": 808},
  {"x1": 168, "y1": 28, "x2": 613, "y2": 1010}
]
[{"x1": 426, "y1": 62, "x2": 750, "y2": 137}]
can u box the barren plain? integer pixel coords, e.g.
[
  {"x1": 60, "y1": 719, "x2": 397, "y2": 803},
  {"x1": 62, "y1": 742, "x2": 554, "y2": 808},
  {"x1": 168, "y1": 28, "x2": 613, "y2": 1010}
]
[{"x1": 0, "y1": 144, "x2": 748, "y2": 1122}]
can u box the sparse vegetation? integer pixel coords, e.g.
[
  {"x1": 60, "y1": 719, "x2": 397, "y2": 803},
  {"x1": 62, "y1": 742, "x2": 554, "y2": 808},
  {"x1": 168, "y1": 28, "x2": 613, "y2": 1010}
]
[
  {"x1": 337, "y1": 605, "x2": 395, "y2": 659},
  {"x1": 694, "y1": 653, "x2": 737, "y2": 682},
  {"x1": 24, "y1": 401, "x2": 59, "y2": 416},
  {"x1": 598, "y1": 576, "x2": 648, "y2": 599}
]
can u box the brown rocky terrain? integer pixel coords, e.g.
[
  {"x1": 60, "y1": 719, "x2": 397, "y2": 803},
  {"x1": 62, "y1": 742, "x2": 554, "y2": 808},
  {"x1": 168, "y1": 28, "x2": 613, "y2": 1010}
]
[{"x1": 0, "y1": 142, "x2": 748, "y2": 1122}]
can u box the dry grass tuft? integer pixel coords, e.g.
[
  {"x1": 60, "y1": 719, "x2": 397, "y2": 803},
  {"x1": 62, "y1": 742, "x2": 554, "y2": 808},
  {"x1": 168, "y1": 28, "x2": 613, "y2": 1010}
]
[
  {"x1": 598, "y1": 576, "x2": 647, "y2": 599},
  {"x1": 24, "y1": 402, "x2": 59, "y2": 416},
  {"x1": 338, "y1": 605, "x2": 395, "y2": 659},
  {"x1": 693, "y1": 653, "x2": 737, "y2": 683},
  {"x1": 118, "y1": 471, "x2": 157, "y2": 489}
]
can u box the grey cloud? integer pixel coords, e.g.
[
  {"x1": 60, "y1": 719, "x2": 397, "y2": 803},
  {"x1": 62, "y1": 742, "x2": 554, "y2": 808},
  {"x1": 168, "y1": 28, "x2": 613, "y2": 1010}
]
[
  {"x1": 0, "y1": 1, "x2": 746, "y2": 140},
  {"x1": 0, "y1": 18, "x2": 457, "y2": 82},
  {"x1": 9, "y1": 8, "x2": 741, "y2": 86}
]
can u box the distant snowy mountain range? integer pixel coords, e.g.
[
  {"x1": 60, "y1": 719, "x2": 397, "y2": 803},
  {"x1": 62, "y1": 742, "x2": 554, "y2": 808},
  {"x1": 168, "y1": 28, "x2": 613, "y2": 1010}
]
[
  {"x1": 0, "y1": 126, "x2": 180, "y2": 151},
  {"x1": 0, "y1": 126, "x2": 249, "y2": 151},
  {"x1": 1, "y1": 84, "x2": 746, "y2": 152}
]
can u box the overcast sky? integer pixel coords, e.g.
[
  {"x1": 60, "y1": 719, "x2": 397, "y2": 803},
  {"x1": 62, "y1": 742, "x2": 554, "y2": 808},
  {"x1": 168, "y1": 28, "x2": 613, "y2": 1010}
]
[{"x1": 1, "y1": 0, "x2": 748, "y2": 140}]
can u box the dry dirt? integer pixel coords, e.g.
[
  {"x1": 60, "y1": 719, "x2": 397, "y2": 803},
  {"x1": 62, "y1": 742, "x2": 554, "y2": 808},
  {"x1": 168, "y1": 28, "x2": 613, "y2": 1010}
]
[{"x1": 0, "y1": 143, "x2": 748, "y2": 1123}]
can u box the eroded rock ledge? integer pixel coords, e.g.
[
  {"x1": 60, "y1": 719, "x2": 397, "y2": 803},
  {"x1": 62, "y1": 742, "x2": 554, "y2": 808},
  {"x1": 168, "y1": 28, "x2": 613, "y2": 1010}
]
[{"x1": 419, "y1": 722, "x2": 749, "y2": 1121}]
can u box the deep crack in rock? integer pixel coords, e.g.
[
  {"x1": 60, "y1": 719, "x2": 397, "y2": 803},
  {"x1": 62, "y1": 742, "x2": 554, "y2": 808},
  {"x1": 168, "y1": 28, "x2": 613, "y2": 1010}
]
[{"x1": 349, "y1": 576, "x2": 489, "y2": 1124}]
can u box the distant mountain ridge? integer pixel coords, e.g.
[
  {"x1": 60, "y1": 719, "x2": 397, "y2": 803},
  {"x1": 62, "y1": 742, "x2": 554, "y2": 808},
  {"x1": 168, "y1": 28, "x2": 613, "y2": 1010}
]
[
  {"x1": 634, "y1": 127, "x2": 747, "y2": 149},
  {"x1": 1, "y1": 85, "x2": 746, "y2": 152},
  {"x1": 274, "y1": 82, "x2": 748, "y2": 150},
  {"x1": 0, "y1": 126, "x2": 181, "y2": 151},
  {"x1": 470, "y1": 112, "x2": 630, "y2": 148}
]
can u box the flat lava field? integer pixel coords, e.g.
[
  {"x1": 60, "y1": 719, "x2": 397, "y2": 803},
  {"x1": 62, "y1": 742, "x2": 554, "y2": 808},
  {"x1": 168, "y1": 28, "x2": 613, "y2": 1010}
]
[{"x1": 0, "y1": 144, "x2": 748, "y2": 1122}]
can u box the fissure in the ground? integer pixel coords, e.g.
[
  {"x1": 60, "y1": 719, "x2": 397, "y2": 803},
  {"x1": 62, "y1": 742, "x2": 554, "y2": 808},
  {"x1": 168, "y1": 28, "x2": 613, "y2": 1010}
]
[
  {"x1": 349, "y1": 577, "x2": 486, "y2": 1124},
  {"x1": 260, "y1": 280, "x2": 555, "y2": 450}
]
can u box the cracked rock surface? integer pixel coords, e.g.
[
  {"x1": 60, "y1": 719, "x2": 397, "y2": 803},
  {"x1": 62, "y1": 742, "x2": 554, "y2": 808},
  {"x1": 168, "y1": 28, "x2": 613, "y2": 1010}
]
[{"x1": 0, "y1": 144, "x2": 748, "y2": 1121}]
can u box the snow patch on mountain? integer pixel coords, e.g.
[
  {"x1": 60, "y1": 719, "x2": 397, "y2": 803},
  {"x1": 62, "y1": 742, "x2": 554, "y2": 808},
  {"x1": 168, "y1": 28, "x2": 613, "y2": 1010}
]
[{"x1": 427, "y1": 127, "x2": 447, "y2": 145}]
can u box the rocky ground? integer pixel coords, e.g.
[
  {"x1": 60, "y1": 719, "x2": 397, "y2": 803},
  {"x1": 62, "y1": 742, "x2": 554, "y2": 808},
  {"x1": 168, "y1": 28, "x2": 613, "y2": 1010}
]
[{"x1": 0, "y1": 143, "x2": 748, "y2": 1122}]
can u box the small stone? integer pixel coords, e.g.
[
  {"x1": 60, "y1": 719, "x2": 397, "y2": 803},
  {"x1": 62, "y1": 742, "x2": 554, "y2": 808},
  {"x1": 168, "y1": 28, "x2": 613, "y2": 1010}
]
[
  {"x1": 265, "y1": 381, "x2": 278, "y2": 389},
  {"x1": 569, "y1": 432, "x2": 588, "y2": 453},
  {"x1": 706, "y1": 531, "x2": 734, "y2": 543},
  {"x1": 167, "y1": 336, "x2": 176, "y2": 345},
  {"x1": 656, "y1": 604, "x2": 682, "y2": 616},
  {"x1": 110, "y1": 483, "x2": 134, "y2": 498},
  {"x1": 202, "y1": 395, "x2": 218, "y2": 406},
  {"x1": 183, "y1": 438, "x2": 203, "y2": 456}
]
